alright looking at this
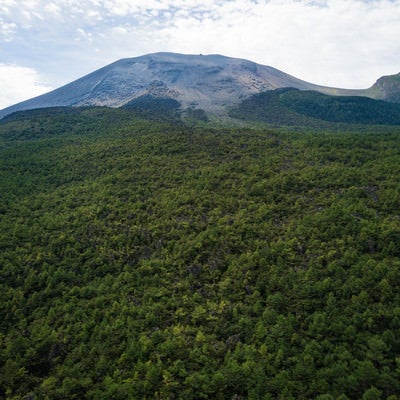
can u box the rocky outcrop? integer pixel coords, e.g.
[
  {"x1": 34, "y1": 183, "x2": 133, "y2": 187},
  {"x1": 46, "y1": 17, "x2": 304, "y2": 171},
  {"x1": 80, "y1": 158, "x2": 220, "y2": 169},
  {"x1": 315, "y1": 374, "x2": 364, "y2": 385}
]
[{"x1": 368, "y1": 73, "x2": 400, "y2": 103}]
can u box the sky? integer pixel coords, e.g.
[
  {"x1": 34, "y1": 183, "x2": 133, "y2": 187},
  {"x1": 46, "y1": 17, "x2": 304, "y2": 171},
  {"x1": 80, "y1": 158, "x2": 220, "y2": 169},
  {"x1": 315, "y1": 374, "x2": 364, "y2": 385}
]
[{"x1": 0, "y1": 0, "x2": 400, "y2": 109}]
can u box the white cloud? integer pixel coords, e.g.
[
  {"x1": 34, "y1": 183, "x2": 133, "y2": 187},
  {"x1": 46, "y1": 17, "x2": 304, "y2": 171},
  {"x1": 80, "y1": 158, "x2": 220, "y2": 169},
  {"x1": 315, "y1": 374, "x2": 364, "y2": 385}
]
[
  {"x1": 0, "y1": 18, "x2": 17, "y2": 41},
  {"x1": 44, "y1": 2, "x2": 61, "y2": 15},
  {"x1": 0, "y1": 64, "x2": 52, "y2": 109}
]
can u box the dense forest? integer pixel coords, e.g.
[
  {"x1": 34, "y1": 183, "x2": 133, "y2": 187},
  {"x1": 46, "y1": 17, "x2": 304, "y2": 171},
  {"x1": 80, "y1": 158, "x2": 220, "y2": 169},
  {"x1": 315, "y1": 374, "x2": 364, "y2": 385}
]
[
  {"x1": 229, "y1": 88, "x2": 400, "y2": 126},
  {"x1": 1, "y1": 107, "x2": 400, "y2": 399}
]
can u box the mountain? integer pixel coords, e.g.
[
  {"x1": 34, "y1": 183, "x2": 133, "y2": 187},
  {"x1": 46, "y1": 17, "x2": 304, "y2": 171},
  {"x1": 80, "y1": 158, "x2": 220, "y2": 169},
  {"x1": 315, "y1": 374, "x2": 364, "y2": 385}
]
[{"x1": 1, "y1": 52, "x2": 398, "y2": 120}]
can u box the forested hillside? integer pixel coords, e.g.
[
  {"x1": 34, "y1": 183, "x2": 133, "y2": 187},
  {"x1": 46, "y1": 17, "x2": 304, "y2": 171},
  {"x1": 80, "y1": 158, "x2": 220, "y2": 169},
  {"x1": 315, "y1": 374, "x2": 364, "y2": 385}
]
[
  {"x1": 229, "y1": 88, "x2": 400, "y2": 127},
  {"x1": 1, "y1": 107, "x2": 400, "y2": 399}
]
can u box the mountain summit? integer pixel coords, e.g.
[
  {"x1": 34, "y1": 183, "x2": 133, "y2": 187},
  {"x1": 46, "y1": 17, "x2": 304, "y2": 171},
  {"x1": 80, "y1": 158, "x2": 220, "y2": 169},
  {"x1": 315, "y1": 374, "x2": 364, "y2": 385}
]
[{"x1": 0, "y1": 52, "x2": 398, "y2": 119}]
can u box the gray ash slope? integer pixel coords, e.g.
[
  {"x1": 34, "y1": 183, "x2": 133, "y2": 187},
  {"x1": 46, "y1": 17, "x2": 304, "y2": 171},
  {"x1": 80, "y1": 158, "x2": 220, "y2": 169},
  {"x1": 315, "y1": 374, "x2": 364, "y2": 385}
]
[{"x1": 0, "y1": 52, "x2": 399, "y2": 119}]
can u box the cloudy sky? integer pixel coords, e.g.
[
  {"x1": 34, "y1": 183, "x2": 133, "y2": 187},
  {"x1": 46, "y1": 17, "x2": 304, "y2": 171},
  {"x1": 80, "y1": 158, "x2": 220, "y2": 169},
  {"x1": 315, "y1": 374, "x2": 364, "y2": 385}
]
[{"x1": 1, "y1": 0, "x2": 399, "y2": 109}]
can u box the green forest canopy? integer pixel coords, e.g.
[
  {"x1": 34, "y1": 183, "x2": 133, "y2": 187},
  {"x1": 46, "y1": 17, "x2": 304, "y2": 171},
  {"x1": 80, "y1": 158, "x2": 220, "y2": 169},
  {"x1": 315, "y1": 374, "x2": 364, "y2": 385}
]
[{"x1": 1, "y1": 107, "x2": 400, "y2": 399}]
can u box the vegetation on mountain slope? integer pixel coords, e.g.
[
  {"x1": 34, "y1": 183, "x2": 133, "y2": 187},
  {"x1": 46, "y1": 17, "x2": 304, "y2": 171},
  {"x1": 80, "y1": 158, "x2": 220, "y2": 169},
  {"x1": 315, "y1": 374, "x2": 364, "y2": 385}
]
[
  {"x1": 230, "y1": 88, "x2": 400, "y2": 126},
  {"x1": 122, "y1": 96, "x2": 182, "y2": 121},
  {"x1": 1, "y1": 108, "x2": 400, "y2": 399}
]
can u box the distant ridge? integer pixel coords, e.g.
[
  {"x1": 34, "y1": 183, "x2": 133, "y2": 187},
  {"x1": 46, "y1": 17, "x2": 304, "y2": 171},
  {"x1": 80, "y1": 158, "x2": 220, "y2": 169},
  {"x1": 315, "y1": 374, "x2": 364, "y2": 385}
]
[{"x1": 0, "y1": 52, "x2": 399, "y2": 120}]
